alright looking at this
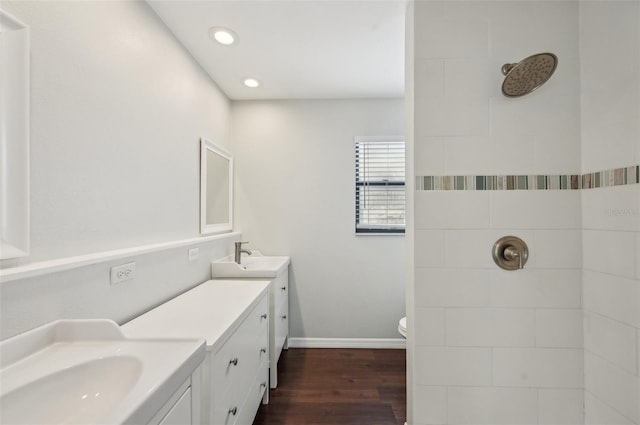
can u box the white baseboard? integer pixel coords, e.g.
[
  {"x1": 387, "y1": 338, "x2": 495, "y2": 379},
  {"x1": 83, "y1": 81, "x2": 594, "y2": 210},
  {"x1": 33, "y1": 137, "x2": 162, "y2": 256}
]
[{"x1": 287, "y1": 337, "x2": 406, "y2": 349}]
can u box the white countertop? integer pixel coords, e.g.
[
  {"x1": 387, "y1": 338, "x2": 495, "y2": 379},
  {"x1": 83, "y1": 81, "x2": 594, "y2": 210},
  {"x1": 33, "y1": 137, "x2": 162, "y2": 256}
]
[{"x1": 122, "y1": 280, "x2": 270, "y2": 352}]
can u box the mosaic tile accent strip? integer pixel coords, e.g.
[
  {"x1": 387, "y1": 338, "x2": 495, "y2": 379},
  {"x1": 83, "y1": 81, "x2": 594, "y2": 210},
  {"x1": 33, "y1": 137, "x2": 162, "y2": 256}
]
[
  {"x1": 582, "y1": 165, "x2": 639, "y2": 189},
  {"x1": 416, "y1": 174, "x2": 580, "y2": 191},
  {"x1": 416, "y1": 165, "x2": 639, "y2": 191}
]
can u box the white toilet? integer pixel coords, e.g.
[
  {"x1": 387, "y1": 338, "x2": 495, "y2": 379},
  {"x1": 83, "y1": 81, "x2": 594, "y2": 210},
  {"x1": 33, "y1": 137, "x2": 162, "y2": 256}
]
[{"x1": 398, "y1": 316, "x2": 407, "y2": 338}]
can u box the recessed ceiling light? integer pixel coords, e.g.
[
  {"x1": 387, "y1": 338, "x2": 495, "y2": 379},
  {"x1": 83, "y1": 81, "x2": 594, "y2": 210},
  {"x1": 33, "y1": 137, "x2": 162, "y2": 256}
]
[
  {"x1": 243, "y1": 78, "x2": 260, "y2": 88},
  {"x1": 208, "y1": 27, "x2": 237, "y2": 46}
]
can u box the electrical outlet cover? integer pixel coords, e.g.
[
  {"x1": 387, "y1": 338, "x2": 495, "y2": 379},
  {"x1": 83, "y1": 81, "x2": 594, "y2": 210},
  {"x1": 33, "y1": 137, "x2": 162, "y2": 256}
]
[{"x1": 110, "y1": 262, "x2": 136, "y2": 285}]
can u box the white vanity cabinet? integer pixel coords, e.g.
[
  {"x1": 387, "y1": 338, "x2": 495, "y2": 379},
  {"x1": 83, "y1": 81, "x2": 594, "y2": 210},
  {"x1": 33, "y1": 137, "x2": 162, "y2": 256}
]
[
  {"x1": 122, "y1": 280, "x2": 270, "y2": 425},
  {"x1": 211, "y1": 256, "x2": 290, "y2": 389}
]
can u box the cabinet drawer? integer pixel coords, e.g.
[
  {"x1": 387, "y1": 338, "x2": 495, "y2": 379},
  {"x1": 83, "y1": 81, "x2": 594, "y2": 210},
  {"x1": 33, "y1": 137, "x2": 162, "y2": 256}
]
[
  {"x1": 157, "y1": 387, "x2": 191, "y2": 425},
  {"x1": 274, "y1": 299, "x2": 288, "y2": 359},
  {"x1": 272, "y1": 273, "x2": 288, "y2": 309},
  {"x1": 235, "y1": 362, "x2": 269, "y2": 425}
]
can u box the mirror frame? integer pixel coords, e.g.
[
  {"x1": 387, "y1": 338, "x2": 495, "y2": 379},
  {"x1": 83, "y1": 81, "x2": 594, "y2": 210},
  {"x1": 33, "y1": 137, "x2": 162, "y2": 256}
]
[
  {"x1": 0, "y1": 10, "x2": 30, "y2": 259},
  {"x1": 200, "y1": 138, "x2": 233, "y2": 235}
]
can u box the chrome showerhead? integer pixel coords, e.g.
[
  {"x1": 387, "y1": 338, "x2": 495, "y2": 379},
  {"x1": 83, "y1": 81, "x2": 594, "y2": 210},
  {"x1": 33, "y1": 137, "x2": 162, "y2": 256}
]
[{"x1": 501, "y1": 52, "x2": 558, "y2": 98}]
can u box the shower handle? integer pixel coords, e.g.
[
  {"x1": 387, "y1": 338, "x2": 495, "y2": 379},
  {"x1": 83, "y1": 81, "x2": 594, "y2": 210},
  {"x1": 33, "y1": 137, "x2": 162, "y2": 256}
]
[
  {"x1": 503, "y1": 245, "x2": 523, "y2": 269},
  {"x1": 493, "y1": 236, "x2": 529, "y2": 270}
]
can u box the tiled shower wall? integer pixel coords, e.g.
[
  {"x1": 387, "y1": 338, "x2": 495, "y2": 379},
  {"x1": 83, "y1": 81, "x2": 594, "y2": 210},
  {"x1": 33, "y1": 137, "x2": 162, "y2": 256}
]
[
  {"x1": 411, "y1": 2, "x2": 584, "y2": 424},
  {"x1": 580, "y1": 2, "x2": 640, "y2": 424}
]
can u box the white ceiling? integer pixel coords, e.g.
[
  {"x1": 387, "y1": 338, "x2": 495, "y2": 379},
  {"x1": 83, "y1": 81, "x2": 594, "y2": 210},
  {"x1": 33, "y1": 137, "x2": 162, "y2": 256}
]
[{"x1": 147, "y1": 1, "x2": 406, "y2": 100}]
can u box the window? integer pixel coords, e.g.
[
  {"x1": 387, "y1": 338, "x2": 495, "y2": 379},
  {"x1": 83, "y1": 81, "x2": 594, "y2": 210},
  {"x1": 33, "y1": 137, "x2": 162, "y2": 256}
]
[{"x1": 355, "y1": 136, "x2": 405, "y2": 234}]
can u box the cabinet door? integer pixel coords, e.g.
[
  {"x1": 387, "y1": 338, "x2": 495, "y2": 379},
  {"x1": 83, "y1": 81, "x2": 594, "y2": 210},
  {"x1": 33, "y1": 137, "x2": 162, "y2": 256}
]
[{"x1": 158, "y1": 388, "x2": 191, "y2": 425}]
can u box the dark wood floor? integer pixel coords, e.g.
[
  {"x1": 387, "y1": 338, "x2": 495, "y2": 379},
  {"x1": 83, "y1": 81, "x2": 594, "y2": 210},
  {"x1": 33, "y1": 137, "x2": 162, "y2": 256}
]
[{"x1": 253, "y1": 348, "x2": 407, "y2": 425}]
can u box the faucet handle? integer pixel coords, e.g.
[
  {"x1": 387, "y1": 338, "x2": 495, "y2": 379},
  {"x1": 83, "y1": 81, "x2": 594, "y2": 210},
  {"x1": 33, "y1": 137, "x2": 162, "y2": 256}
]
[{"x1": 236, "y1": 241, "x2": 249, "y2": 245}]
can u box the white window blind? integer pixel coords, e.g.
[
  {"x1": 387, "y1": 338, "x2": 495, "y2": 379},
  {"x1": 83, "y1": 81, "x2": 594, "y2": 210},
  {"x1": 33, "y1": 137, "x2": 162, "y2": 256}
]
[{"x1": 355, "y1": 137, "x2": 405, "y2": 234}]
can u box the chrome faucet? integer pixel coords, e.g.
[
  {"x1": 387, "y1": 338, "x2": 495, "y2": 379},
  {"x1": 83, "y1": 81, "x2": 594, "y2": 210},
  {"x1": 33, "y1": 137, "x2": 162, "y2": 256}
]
[{"x1": 234, "y1": 241, "x2": 252, "y2": 264}]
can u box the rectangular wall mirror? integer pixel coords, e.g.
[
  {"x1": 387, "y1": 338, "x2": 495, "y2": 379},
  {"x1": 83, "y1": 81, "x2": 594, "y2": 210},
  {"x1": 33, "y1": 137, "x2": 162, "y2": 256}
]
[
  {"x1": 1, "y1": 10, "x2": 30, "y2": 259},
  {"x1": 200, "y1": 138, "x2": 233, "y2": 234}
]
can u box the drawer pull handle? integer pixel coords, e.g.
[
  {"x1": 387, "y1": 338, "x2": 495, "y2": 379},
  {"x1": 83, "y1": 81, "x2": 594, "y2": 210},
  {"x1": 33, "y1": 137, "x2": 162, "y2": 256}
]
[
  {"x1": 260, "y1": 347, "x2": 267, "y2": 354},
  {"x1": 260, "y1": 382, "x2": 267, "y2": 388},
  {"x1": 229, "y1": 407, "x2": 238, "y2": 416},
  {"x1": 281, "y1": 315, "x2": 287, "y2": 319},
  {"x1": 229, "y1": 358, "x2": 238, "y2": 366},
  {"x1": 261, "y1": 313, "x2": 267, "y2": 319},
  {"x1": 281, "y1": 286, "x2": 286, "y2": 291}
]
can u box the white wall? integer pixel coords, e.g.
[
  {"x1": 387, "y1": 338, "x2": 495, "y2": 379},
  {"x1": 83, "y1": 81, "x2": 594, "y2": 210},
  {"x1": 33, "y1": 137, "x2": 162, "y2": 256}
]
[
  {"x1": 0, "y1": 1, "x2": 237, "y2": 339},
  {"x1": 1, "y1": 0, "x2": 232, "y2": 266},
  {"x1": 580, "y1": 3, "x2": 640, "y2": 424},
  {"x1": 232, "y1": 99, "x2": 406, "y2": 339},
  {"x1": 410, "y1": 2, "x2": 583, "y2": 424}
]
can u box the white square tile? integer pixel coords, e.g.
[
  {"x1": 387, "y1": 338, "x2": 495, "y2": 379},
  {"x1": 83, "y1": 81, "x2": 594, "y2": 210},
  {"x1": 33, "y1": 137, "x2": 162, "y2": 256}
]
[
  {"x1": 445, "y1": 230, "x2": 496, "y2": 269},
  {"x1": 491, "y1": 269, "x2": 582, "y2": 308},
  {"x1": 583, "y1": 230, "x2": 636, "y2": 278},
  {"x1": 416, "y1": 96, "x2": 489, "y2": 137},
  {"x1": 493, "y1": 348, "x2": 583, "y2": 388},
  {"x1": 536, "y1": 309, "x2": 583, "y2": 348},
  {"x1": 413, "y1": 386, "x2": 447, "y2": 425},
  {"x1": 491, "y1": 2, "x2": 579, "y2": 66},
  {"x1": 414, "y1": 137, "x2": 446, "y2": 175},
  {"x1": 415, "y1": 268, "x2": 491, "y2": 307},
  {"x1": 447, "y1": 387, "x2": 537, "y2": 425},
  {"x1": 585, "y1": 351, "x2": 640, "y2": 423},
  {"x1": 415, "y1": 191, "x2": 490, "y2": 229},
  {"x1": 490, "y1": 94, "x2": 580, "y2": 138},
  {"x1": 415, "y1": 347, "x2": 492, "y2": 386},
  {"x1": 443, "y1": 1, "x2": 490, "y2": 21},
  {"x1": 491, "y1": 191, "x2": 581, "y2": 230},
  {"x1": 583, "y1": 270, "x2": 640, "y2": 328},
  {"x1": 535, "y1": 230, "x2": 582, "y2": 269},
  {"x1": 415, "y1": 60, "x2": 445, "y2": 99},
  {"x1": 538, "y1": 389, "x2": 584, "y2": 425},
  {"x1": 584, "y1": 391, "x2": 635, "y2": 425},
  {"x1": 582, "y1": 185, "x2": 640, "y2": 232},
  {"x1": 533, "y1": 134, "x2": 581, "y2": 175},
  {"x1": 445, "y1": 59, "x2": 492, "y2": 99},
  {"x1": 584, "y1": 311, "x2": 637, "y2": 374},
  {"x1": 581, "y1": 118, "x2": 639, "y2": 172},
  {"x1": 446, "y1": 308, "x2": 535, "y2": 347},
  {"x1": 415, "y1": 308, "x2": 445, "y2": 346},
  {"x1": 415, "y1": 230, "x2": 446, "y2": 268},
  {"x1": 415, "y1": 18, "x2": 489, "y2": 59},
  {"x1": 444, "y1": 136, "x2": 494, "y2": 175},
  {"x1": 487, "y1": 136, "x2": 536, "y2": 175}
]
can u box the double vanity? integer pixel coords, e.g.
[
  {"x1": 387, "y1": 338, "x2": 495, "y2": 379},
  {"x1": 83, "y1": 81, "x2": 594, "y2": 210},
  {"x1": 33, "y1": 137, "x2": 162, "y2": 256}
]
[{"x1": 0, "y1": 252, "x2": 290, "y2": 425}]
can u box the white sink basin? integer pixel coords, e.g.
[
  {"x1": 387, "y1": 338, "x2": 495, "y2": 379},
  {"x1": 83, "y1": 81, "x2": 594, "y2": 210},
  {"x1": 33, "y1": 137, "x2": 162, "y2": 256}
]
[
  {"x1": 211, "y1": 251, "x2": 290, "y2": 278},
  {"x1": 1, "y1": 356, "x2": 142, "y2": 425},
  {"x1": 0, "y1": 320, "x2": 205, "y2": 425}
]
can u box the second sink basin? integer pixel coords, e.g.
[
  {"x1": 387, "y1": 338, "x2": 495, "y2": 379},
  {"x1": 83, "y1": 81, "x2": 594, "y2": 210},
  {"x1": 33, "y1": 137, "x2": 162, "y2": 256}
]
[
  {"x1": 211, "y1": 251, "x2": 290, "y2": 278},
  {"x1": 0, "y1": 320, "x2": 206, "y2": 425}
]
